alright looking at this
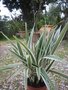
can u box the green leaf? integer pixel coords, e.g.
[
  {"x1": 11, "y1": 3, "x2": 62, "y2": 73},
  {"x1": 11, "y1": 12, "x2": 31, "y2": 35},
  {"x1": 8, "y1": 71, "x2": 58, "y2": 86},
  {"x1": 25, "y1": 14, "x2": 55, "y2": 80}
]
[
  {"x1": 40, "y1": 68, "x2": 55, "y2": 90},
  {"x1": 39, "y1": 55, "x2": 63, "y2": 66},
  {"x1": 8, "y1": 68, "x2": 22, "y2": 82},
  {"x1": 35, "y1": 33, "x2": 44, "y2": 62},
  {"x1": 46, "y1": 22, "x2": 68, "y2": 71},
  {"x1": 28, "y1": 23, "x2": 35, "y2": 49},
  {"x1": 13, "y1": 47, "x2": 18, "y2": 54},
  {"x1": 46, "y1": 61, "x2": 54, "y2": 72},
  {"x1": 0, "y1": 63, "x2": 22, "y2": 72},
  {"x1": 49, "y1": 70, "x2": 68, "y2": 79},
  {"x1": 52, "y1": 22, "x2": 68, "y2": 54},
  {"x1": 42, "y1": 55, "x2": 62, "y2": 62},
  {"x1": 10, "y1": 49, "x2": 27, "y2": 66},
  {"x1": 53, "y1": 26, "x2": 61, "y2": 43},
  {"x1": 27, "y1": 55, "x2": 32, "y2": 68},
  {"x1": 36, "y1": 67, "x2": 41, "y2": 80},
  {"x1": 25, "y1": 22, "x2": 28, "y2": 42},
  {"x1": 24, "y1": 69, "x2": 28, "y2": 90},
  {"x1": 49, "y1": 26, "x2": 61, "y2": 53},
  {"x1": 13, "y1": 36, "x2": 36, "y2": 65},
  {"x1": 1, "y1": 32, "x2": 18, "y2": 49},
  {"x1": 17, "y1": 41, "x2": 23, "y2": 56},
  {"x1": 10, "y1": 49, "x2": 38, "y2": 68},
  {"x1": 43, "y1": 26, "x2": 57, "y2": 56}
]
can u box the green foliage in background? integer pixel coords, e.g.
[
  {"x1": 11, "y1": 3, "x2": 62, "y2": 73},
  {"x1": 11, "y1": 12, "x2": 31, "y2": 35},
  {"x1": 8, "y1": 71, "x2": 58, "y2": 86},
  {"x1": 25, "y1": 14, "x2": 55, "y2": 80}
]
[
  {"x1": 46, "y1": 4, "x2": 61, "y2": 25},
  {"x1": 37, "y1": 18, "x2": 45, "y2": 30},
  {"x1": 0, "y1": 20, "x2": 25, "y2": 39}
]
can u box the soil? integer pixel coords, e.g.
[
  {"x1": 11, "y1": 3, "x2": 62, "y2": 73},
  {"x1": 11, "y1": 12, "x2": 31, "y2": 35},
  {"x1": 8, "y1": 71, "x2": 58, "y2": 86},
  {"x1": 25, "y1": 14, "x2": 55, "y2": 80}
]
[
  {"x1": 0, "y1": 40, "x2": 68, "y2": 90},
  {"x1": 27, "y1": 77, "x2": 45, "y2": 88}
]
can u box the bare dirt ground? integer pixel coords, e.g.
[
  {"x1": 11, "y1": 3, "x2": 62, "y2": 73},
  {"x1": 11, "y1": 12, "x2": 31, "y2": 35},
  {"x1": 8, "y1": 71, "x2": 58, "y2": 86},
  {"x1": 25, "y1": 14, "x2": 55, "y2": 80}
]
[{"x1": 0, "y1": 40, "x2": 68, "y2": 90}]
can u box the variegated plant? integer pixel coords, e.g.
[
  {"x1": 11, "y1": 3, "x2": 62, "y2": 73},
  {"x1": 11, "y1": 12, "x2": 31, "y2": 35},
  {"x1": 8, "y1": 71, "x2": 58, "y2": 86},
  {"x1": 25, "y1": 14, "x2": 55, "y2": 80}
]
[{"x1": 1, "y1": 22, "x2": 68, "y2": 90}]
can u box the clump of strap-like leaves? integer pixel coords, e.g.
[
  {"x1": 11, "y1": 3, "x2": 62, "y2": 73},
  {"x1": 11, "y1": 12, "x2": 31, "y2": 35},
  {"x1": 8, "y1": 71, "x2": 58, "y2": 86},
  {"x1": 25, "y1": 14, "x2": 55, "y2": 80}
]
[{"x1": 1, "y1": 22, "x2": 68, "y2": 90}]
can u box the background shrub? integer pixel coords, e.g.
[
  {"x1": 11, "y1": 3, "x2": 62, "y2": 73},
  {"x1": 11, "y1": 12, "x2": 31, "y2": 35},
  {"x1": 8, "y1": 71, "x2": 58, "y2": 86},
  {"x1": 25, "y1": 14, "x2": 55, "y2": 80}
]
[{"x1": 0, "y1": 20, "x2": 25, "y2": 39}]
